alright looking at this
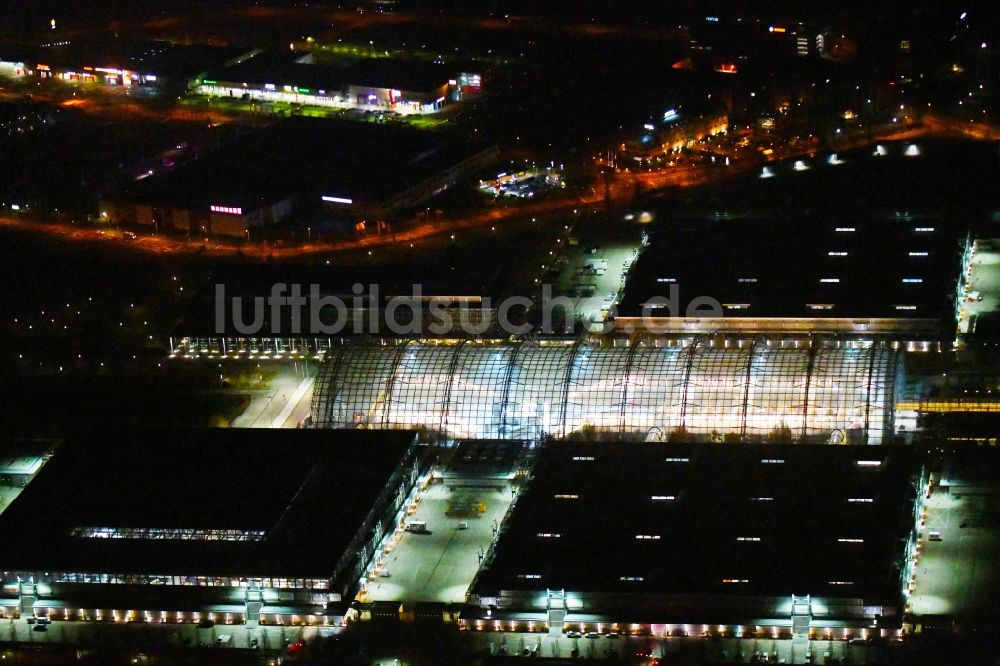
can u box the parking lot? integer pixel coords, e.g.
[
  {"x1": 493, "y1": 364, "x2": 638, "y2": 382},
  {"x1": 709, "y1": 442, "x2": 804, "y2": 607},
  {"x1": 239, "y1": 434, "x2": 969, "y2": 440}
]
[
  {"x1": 958, "y1": 238, "x2": 1000, "y2": 339},
  {"x1": 365, "y1": 482, "x2": 514, "y2": 604},
  {"x1": 229, "y1": 361, "x2": 316, "y2": 429},
  {"x1": 0, "y1": 484, "x2": 26, "y2": 517},
  {"x1": 549, "y1": 235, "x2": 643, "y2": 326},
  {"x1": 909, "y1": 484, "x2": 1000, "y2": 620}
]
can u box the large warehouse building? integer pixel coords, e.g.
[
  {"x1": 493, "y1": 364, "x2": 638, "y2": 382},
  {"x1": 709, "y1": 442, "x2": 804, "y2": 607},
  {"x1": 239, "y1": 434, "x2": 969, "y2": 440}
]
[
  {"x1": 465, "y1": 441, "x2": 925, "y2": 638},
  {"x1": 311, "y1": 337, "x2": 903, "y2": 444},
  {"x1": 100, "y1": 118, "x2": 498, "y2": 237},
  {"x1": 616, "y1": 215, "x2": 966, "y2": 342},
  {"x1": 0, "y1": 428, "x2": 423, "y2": 623}
]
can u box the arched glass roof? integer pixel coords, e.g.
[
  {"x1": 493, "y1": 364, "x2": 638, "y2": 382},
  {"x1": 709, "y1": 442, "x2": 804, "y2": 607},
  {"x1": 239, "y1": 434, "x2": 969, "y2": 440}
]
[{"x1": 312, "y1": 338, "x2": 901, "y2": 444}]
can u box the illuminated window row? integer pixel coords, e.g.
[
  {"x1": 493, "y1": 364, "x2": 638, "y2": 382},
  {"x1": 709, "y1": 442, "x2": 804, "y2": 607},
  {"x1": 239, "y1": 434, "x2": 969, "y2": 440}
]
[
  {"x1": 50, "y1": 572, "x2": 327, "y2": 589},
  {"x1": 71, "y1": 527, "x2": 267, "y2": 542}
]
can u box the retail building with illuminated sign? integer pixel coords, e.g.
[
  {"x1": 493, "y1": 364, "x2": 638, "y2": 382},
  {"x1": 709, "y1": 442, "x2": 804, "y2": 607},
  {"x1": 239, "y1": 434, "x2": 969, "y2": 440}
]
[{"x1": 191, "y1": 50, "x2": 483, "y2": 114}]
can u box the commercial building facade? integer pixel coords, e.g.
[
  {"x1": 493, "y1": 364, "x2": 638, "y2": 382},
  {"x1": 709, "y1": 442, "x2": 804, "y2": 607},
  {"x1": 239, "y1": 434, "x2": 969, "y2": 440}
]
[
  {"x1": 192, "y1": 51, "x2": 483, "y2": 114},
  {"x1": 0, "y1": 40, "x2": 239, "y2": 89},
  {"x1": 623, "y1": 104, "x2": 729, "y2": 160}
]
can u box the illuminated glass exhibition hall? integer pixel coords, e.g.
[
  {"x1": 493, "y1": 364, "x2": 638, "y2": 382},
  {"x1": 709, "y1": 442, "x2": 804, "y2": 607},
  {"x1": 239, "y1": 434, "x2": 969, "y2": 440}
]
[{"x1": 311, "y1": 337, "x2": 903, "y2": 445}]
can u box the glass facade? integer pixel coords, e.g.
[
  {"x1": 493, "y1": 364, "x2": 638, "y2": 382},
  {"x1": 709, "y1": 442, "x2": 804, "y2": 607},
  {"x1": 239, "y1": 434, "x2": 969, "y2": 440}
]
[
  {"x1": 312, "y1": 338, "x2": 901, "y2": 444},
  {"x1": 70, "y1": 527, "x2": 267, "y2": 542},
  {"x1": 43, "y1": 572, "x2": 329, "y2": 589}
]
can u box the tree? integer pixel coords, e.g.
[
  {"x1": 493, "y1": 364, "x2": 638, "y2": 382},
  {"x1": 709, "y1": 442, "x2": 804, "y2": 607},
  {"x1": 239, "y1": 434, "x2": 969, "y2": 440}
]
[
  {"x1": 767, "y1": 421, "x2": 794, "y2": 444},
  {"x1": 668, "y1": 425, "x2": 690, "y2": 442}
]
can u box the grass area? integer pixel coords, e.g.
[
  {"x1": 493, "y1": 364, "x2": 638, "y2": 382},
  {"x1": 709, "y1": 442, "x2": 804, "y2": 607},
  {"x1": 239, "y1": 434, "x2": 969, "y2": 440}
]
[{"x1": 218, "y1": 361, "x2": 281, "y2": 391}]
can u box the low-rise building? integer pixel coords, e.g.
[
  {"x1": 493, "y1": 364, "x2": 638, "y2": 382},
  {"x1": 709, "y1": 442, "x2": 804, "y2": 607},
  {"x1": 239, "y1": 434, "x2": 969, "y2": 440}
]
[
  {"x1": 623, "y1": 102, "x2": 729, "y2": 159},
  {"x1": 0, "y1": 39, "x2": 239, "y2": 89},
  {"x1": 99, "y1": 117, "x2": 498, "y2": 237},
  {"x1": 192, "y1": 50, "x2": 483, "y2": 114}
]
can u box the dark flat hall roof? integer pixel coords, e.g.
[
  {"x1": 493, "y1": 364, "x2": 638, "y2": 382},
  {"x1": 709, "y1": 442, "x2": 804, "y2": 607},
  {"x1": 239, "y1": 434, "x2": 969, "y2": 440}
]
[
  {"x1": 0, "y1": 428, "x2": 417, "y2": 579},
  {"x1": 474, "y1": 441, "x2": 918, "y2": 603}
]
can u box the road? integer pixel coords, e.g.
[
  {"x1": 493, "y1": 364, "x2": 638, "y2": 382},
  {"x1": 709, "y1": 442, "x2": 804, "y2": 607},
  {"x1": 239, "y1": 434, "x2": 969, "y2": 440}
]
[
  {"x1": 0, "y1": 111, "x2": 988, "y2": 265},
  {"x1": 0, "y1": 83, "x2": 241, "y2": 126},
  {"x1": 229, "y1": 362, "x2": 315, "y2": 428}
]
